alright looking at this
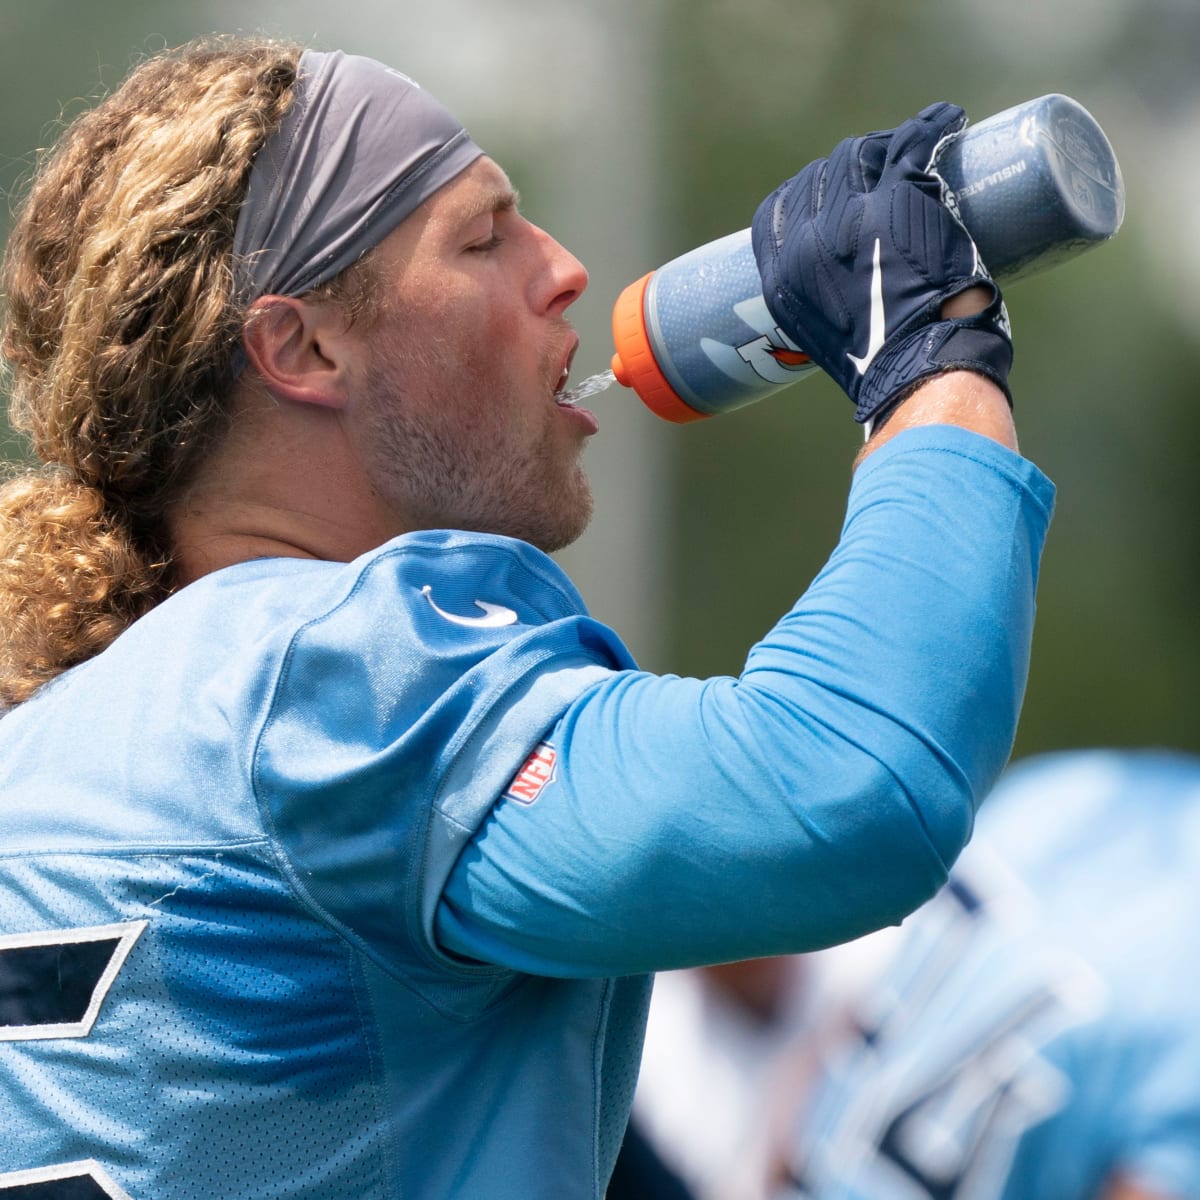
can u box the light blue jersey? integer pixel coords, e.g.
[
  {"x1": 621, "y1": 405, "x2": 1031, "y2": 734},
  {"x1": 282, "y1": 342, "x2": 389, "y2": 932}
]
[
  {"x1": 784, "y1": 750, "x2": 1200, "y2": 1200},
  {"x1": 0, "y1": 427, "x2": 1052, "y2": 1199}
]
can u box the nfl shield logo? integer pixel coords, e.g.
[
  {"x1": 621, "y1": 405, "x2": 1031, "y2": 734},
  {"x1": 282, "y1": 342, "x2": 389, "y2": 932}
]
[{"x1": 504, "y1": 743, "x2": 558, "y2": 806}]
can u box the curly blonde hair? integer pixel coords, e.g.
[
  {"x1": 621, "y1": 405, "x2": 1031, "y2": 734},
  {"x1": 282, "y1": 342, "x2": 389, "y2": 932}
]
[{"x1": 0, "y1": 39, "x2": 306, "y2": 707}]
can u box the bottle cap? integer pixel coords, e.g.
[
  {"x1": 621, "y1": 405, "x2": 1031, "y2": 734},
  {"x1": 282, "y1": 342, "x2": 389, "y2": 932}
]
[{"x1": 610, "y1": 271, "x2": 710, "y2": 423}]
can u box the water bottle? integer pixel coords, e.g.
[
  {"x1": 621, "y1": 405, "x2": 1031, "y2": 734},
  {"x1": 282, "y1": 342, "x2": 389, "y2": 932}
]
[{"x1": 610, "y1": 94, "x2": 1125, "y2": 422}]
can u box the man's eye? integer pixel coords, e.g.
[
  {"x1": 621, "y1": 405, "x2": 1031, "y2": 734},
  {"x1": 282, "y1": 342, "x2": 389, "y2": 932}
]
[{"x1": 468, "y1": 233, "x2": 505, "y2": 252}]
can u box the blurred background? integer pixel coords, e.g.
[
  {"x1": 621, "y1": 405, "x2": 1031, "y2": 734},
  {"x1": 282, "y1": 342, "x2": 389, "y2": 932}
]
[{"x1": 1, "y1": 0, "x2": 1197, "y2": 757}]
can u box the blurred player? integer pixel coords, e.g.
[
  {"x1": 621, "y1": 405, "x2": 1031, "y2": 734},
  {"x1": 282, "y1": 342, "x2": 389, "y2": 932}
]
[
  {"x1": 616, "y1": 957, "x2": 810, "y2": 1199},
  {"x1": 773, "y1": 750, "x2": 1200, "y2": 1200},
  {"x1": 0, "y1": 38, "x2": 1049, "y2": 1199}
]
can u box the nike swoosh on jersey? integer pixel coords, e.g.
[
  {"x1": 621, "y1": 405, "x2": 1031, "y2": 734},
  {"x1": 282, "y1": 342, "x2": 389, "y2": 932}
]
[
  {"x1": 421, "y1": 586, "x2": 519, "y2": 629},
  {"x1": 848, "y1": 238, "x2": 887, "y2": 376}
]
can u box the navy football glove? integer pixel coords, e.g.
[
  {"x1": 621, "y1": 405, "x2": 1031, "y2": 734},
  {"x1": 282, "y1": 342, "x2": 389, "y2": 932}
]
[{"x1": 751, "y1": 102, "x2": 1012, "y2": 428}]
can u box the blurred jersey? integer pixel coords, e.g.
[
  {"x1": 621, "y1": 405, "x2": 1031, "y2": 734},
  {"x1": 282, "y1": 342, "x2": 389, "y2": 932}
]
[{"x1": 779, "y1": 749, "x2": 1200, "y2": 1200}]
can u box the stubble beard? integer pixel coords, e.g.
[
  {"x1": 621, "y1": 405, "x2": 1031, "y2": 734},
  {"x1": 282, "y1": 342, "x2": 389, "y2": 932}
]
[{"x1": 360, "y1": 347, "x2": 594, "y2": 553}]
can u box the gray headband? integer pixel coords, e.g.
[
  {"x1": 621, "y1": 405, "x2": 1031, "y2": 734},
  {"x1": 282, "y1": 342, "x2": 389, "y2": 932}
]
[{"x1": 232, "y1": 49, "x2": 485, "y2": 301}]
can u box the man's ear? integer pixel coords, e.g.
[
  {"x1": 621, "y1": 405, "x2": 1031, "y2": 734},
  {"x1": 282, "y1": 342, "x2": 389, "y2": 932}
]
[{"x1": 240, "y1": 296, "x2": 356, "y2": 410}]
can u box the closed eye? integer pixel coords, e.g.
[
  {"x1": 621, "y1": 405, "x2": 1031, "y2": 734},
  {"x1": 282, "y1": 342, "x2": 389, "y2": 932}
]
[{"x1": 467, "y1": 233, "x2": 506, "y2": 252}]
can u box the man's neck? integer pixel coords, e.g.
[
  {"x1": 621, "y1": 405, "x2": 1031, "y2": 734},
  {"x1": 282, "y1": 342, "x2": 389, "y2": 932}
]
[{"x1": 166, "y1": 384, "x2": 403, "y2": 585}]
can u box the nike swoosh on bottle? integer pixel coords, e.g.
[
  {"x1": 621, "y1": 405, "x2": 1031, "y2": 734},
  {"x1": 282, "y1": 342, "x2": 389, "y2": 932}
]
[
  {"x1": 420, "y1": 585, "x2": 519, "y2": 629},
  {"x1": 848, "y1": 238, "x2": 887, "y2": 376}
]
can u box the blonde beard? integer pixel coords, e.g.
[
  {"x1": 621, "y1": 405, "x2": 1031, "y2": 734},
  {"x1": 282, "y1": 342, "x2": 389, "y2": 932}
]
[{"x1": 359, "y1": 344, "x2": 594, "y2": 553}]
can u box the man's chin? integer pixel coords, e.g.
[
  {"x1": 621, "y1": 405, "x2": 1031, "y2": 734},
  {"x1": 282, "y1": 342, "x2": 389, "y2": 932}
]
[
  {"x1": 530, "y1": 504, "x2": 593, "y2": 556},
  {"x1": 521, "y1": 480, "x2": 595, "y2": 555},
  {"x1": 419, "y1": 500, "x2": 592, "y2": 551}
]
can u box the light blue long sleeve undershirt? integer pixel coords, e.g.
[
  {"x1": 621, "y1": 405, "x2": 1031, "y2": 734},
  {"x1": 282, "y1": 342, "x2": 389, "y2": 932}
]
[{"x1": 437, "y1": 424, "x2": 1055, "y2": 977}]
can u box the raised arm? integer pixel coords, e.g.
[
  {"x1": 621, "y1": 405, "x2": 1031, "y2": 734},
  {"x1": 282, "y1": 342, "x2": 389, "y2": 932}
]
[{"x1": 432, "y1": 104, "x2": 1053, "y2": 975}]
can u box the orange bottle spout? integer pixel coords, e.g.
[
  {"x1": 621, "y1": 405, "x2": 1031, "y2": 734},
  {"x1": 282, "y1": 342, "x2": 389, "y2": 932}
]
[{"x1": 610, "y1": 271, "x2": 709, "y2": 423}]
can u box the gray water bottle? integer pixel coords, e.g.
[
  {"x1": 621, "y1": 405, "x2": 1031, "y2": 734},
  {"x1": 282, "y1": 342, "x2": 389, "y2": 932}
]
[{"x1": 610, "y1": 94, "x2": 1125, "y2": 422}]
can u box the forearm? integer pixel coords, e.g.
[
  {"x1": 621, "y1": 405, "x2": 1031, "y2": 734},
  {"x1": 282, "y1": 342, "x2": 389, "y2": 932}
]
[{"x1": 857, "y1": 370, "x2": 1016, "y2": 468}]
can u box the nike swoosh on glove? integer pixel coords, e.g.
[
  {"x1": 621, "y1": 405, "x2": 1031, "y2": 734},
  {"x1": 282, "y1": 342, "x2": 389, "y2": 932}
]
[{"x1": 751, "y1": 102, "x2": 1013, "y2": 428}]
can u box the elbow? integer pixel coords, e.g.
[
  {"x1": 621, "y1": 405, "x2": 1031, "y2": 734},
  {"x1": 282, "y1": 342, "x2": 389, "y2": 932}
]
[
  {"x1": 868, "y1": 741, "x2": 977, "y2": 909},
  {"x1": 751, "y1": 722, "x2": 981, "y2": 951},
  {"x1": 877, "y1": 717, "x2": 982, "y2": 875}
]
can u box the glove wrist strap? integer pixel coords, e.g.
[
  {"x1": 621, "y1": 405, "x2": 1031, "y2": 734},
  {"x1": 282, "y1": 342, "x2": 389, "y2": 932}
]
[{"x1": 855, "y1": 318, "x2": 1014, "y2": 426}]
